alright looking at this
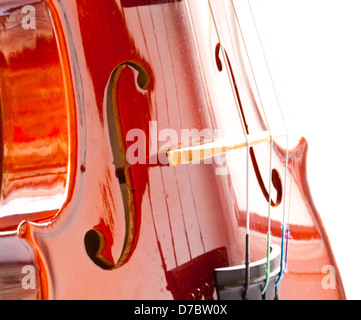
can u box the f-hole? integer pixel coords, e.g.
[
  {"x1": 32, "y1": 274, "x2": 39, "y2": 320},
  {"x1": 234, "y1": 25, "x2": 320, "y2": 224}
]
[
  {"x1": 215, "y1": 43, "x2": 282, "y2": 207},
  {"x1": 84, "y1": 62, "x2": 152, "y2": 270}
]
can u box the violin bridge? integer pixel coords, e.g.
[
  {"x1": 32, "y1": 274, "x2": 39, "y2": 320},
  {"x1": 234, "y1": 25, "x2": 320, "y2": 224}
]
[{"x1": 167, "y1": 131, "x2": 287, "y2": 167}]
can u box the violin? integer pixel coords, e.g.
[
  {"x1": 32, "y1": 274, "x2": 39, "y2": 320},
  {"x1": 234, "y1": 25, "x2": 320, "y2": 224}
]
[{"x1": 0, "y1": 0, "x2": 346, "y2": 300}]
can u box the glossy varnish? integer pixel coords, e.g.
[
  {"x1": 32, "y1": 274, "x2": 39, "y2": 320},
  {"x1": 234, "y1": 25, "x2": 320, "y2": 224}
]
[{"x1": 0, "y1": 0, "x2": 346, "y2": 300}]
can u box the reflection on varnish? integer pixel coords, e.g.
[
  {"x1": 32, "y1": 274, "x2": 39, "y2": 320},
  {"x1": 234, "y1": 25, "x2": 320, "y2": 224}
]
[{"x1": 0, "y1": 1, "x2": 69, "y2": 227}]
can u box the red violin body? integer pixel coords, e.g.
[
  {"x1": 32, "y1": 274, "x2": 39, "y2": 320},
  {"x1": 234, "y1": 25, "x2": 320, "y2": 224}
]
[{"x1": 0, "y1": 0, "x2": 345, "y2": 300}]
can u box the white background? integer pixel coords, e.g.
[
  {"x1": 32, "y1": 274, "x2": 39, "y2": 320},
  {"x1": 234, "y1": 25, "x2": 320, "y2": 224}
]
[{"x1": 251, "y1": 0, "x2": 361, "y2": 299}]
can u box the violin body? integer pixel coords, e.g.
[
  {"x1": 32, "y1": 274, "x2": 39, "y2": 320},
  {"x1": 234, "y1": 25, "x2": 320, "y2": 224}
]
[{"x1": 0, "y1": 0, "x2": 345, "y2": 300}]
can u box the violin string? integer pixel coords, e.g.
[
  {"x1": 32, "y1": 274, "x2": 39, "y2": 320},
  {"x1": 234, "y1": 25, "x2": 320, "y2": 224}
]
[
  {"x1": 229, "y1": 0, "x2": 274, "y2": 295},
  {"x1": 207, "y1": 0, "x2": 252, "y2": 298},
  {"x1": 276, "y1": 150, "x2": 293, "y2": 286},
  {"x1": 245, "y1": 0, "x2": 292, "y2": 289},
  {"x1": 284, "y1": 155, "x2": 294, "y2": 274},
  {"x1": 275, "y1": 142, "x2": 289, "y2": 287},
  {"x1": 276, "y1": 155, "x2": 293, "y2": 284},
  {"x1": 245, "y1": 140, "x2": 251, "y2": 298}
]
